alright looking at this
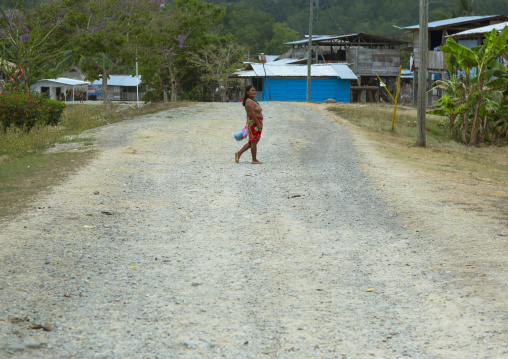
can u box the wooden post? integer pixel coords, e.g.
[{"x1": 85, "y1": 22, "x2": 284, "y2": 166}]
[
  {"x1": 392, "y1": 65, "x2": 402, "y2": 130},
  {"x1": 416, "y1": 0, "x2": 428, "y2": 147},
  {"x1": 306, "y1": 0, "x2": 313, "y2": 102}
]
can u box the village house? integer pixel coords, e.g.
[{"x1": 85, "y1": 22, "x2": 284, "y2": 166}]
[
  {"x1": 230, "y1": 60, "x2": 357, "y2": 102},
  {"x1": 450, "y1": 21, "x2": 508, "y2": 60},
  {"x1": 89, "y1": 75, "x2": 145, "y2": 102},
  {"x1": 280, "y1": 33, "x2": 407, "y2": 103},
  {"x1": 32, "y1": 78, "x2": 90, "y2": 101},
  {"x1": 403, "y1": 15, "x2": 508, "y2": 105}
]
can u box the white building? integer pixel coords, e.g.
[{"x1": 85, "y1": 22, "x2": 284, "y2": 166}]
[{"x1": 31, "y1": 78, "x2": 90, "y2": 101}]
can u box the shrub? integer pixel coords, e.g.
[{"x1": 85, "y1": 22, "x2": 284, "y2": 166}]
[
  {"x1": 0, "y1": 85, "x2": 66, "y2": 132},
  {"x1": 142, "y1": 88, "x2": 164, "y2": 103},
  {"x1": 45, "y1": 100, "x2": 66, "y2": 126}
]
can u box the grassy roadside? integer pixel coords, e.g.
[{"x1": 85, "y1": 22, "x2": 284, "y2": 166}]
[
  {"x1": 326, "y1": 103, "x2": 507, "y2": 183},
  {"x1": 326, "y1": 103, "x2": 508, "y2": 217},
  {"x1": 0, "y1": 150, "x2": 98, "y2": 221},
  {"x1": 0, "y1": 102, "x2": 191, "y2": 223}
]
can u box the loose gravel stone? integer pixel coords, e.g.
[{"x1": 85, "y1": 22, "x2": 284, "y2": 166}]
[
  {"x1": 0, "y1": 102, "x2": 506, "y2": 358},
  {"x1": 5, "y1": 344, "x2": 25, "y2": 352}
]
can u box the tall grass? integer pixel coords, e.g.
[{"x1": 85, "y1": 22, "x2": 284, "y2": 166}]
[
  {"x1": 328, "y1": 103, "x2": 450, "y2": 145},
  {"x1": 0, "y1": 102, "x2": 189, "y2": 161},
  {"x1": 60, "y1": 104, "x2": 106, "y2": 134},
  {"x1": 0, "y1": 124, "x2": 62, "y2": 158}
]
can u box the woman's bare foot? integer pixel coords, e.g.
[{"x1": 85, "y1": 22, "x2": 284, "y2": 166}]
[
  {"x1": 235, "y1": 152, "x2": 240, "y2": 163},
  {"x1": 251, "y1": 160, "x2": 263, "y2": 164}
]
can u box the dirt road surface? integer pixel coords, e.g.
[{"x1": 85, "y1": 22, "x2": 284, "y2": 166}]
[{"x1": 1, "y1": 102, "x2": 506, "y2": 358}]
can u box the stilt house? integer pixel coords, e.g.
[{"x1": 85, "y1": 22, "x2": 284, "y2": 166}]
[
  {"x1": 281, "y1": 33, "x2": 407, "y2": 103},
  {"x1": 403, "y1": 15, "x2": 508, "y2": 105}
]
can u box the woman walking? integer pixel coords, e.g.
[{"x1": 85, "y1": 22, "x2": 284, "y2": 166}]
[{"x1": 235, "y1": 85, "x2": 263, "y2": 164}]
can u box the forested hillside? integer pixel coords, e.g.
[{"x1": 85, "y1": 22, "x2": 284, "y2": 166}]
[
  {"x1": 7, "y1": 0, "x2": 508, "y2": 54},
  {"x1": 206, "y1": 0, "x2": 508, "y2": 53}
]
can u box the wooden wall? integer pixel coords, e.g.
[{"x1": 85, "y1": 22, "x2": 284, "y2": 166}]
[
  {"x1": 413, "y1": 50, "x2": 448, "y2": 71},
  {"x1": 347, "y1": 48, "x2": 401, "y2": 76}
]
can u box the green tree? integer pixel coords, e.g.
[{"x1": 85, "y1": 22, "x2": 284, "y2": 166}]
[
  {"x1": 189, "y1": 35, "x2": 246, "y2": 101},
  {"x1": 68, "y1": 0, "x2": 161, "y2": 110},
  {"x1": 427, "y1": 75, "x2": 467, "y2": 139},
  {"x1": 136, "y1": 4, "x2": 183, "y2": 103},
  {"x1": 221, "y1": 2, "x2": 275, "y2": 54},
  {"x1": 1, "y1": 0, "x2": 40, "y2": 10},
  {"x1": 137, "y1": 0, "x2": 225, "y2": 102},
  {"x1": 264, "y1": 22, "x2": 299, "y2": 55},
  {"x1": 432, "y1": 0, "x2": 474, "y2": 20},
  {"x1": 438, "y1": 27, "x2": 508, "y2": 144},
  {"x1": 0, "y1": 1, "x2": 72, "y2": 87}
]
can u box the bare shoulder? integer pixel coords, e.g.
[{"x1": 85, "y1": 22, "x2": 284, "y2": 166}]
[{"x1": 245, "y1": 98, "x2": 255, "y2": 108}]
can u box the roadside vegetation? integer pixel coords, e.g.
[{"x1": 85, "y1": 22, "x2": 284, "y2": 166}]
[
  {"x1": 429, "y1": 27, "x2": 508, "y2": 146},
  {"x1": 0, "y1": 102, "x2": 188, "y2": 159},
  {"x1": 327, "y1": 103, "x2": 508, "y2": 189},
  {"x1": 0, "y1": 102, "x2": 189, "y2": 221}
]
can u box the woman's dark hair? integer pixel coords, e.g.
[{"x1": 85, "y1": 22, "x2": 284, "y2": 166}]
[{"x1": 242, "y1": 85, "x2": 255, "y2": 107}]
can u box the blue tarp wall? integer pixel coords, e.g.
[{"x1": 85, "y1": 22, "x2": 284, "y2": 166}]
[{"x1": 258, "y1": 77, "x2": 351, "y2": 102}]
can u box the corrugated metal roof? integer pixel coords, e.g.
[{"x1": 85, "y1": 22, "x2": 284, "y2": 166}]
[
  {"x1": 92, "y1": 75, "x2": 141, "y2": 87},
  {"x1": 285, "y1": 35, "x2": 342, "y2": 45},
  {"x1": 246, "y1": 63, "x2": 357, "y2": 79},
  {"x1": 264, "y1": 55, "x2": 279, "y2": 63},
  {"x1": 403, "y1": 16, "x2": 500, "y2": 30},
  {"x1": 231, "y1": 70, "x2": 256, "y2": 78},
  {"x1": 284, "y1": 33, "x2": 405, "y2": 45},
  {"x1": 328, "y1": 33, "x2": 359, "y2": 40},
  {"x1": 269, "y1": 58, "x2": 307, "y2": 65},
  {"x1": 39, "y1": 78, "x2": 90, "y2": 86},
  {"x1": 330, "y1": 64, "x2": 357, "y2": 79},
  {"x1": 451, "y1": 22, "x2": 508, "y2": 37}
]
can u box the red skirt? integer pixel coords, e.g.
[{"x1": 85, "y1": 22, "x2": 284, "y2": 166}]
[{"x1": 247, "y1": 117, "x2": 263, "y2": 142}]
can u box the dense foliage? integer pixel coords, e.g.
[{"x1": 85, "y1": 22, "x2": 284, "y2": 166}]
[
  {"x1": 12, "y1": 0, "x2": 508, "y2": 55},
  {"x1": 0, "y1": 85, "x2": 65, "y2": 131},
  {"x1": 0, "y1": 1, "x2": 72, "y2": 87},
  {"x1": 429, "y1": 27, "x2": 508, "y2": 145},
  {"x1": 137, "y1": 0, "x2": 226, "y2": 102},
  {"x1": 207, "y1": 0, "x2": 508, "y2": 42}
]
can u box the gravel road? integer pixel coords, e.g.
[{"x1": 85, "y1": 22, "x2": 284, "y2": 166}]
[{"x1": 1, "y1": 102, "x2": 507, "y2": 358}]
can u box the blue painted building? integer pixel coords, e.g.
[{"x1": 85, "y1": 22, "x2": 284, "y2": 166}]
[{"x1": 231, "y1": 63, "x2": 357, "y2": 103}]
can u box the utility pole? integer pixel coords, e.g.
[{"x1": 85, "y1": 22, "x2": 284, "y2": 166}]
[
  {"x1": 136, "y1": 60, "x2": 139, "y2": 108},
  {"x1": 416, "y1": 0, "x2": 428, "y2": 147},
  {"x1": 306, "y1": 0, "x2": 313, "y2": 102}
]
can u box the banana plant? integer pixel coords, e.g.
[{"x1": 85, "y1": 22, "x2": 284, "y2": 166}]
[
  {"x1": 440, "y1": 38, "x2": 476, "y2": 142},
  {"x1": 439, "y1": 26, "x2": 508, "y2": 144},
  {"x1": 427, "y1": 75, "x2": 466, "y2": 138},
  {"x1": 468, "y1": 27, "x2": 508, "y2": 144}
]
